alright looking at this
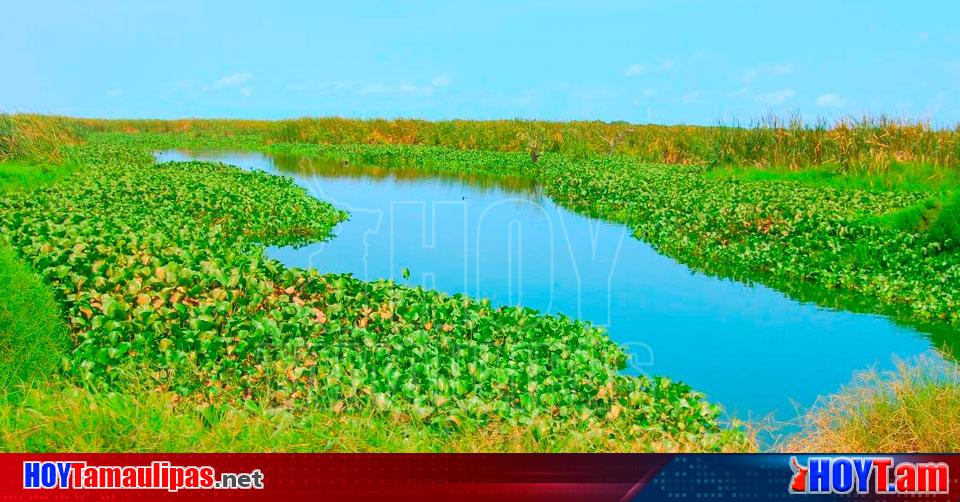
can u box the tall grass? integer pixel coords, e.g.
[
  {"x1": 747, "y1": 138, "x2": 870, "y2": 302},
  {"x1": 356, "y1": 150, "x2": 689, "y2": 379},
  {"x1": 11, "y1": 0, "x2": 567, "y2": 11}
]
[
  {"x1": 0, "y1": 155, "x2": 73, "y2": 393},
  {"x1": 0, "y1": 244, "x2": 69, "y2": 391},
  {"x1": 0, "y1": 114, "x2": 83, "y2": 163},
  {"x1": 74, "y1": 114, "x2": 960, "y2": 175},
  {"x1": 0, "y1": 381, "x2": 753, "y2": 453},
  {"x1": 784, "y1": 359, "x2": 960, "y2": 452}
]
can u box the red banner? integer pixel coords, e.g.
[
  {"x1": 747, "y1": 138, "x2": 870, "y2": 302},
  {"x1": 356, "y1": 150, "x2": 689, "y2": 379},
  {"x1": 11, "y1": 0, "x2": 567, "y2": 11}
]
[{"x1": 2, "y1": 454, "x2": 958, "y2": 501}]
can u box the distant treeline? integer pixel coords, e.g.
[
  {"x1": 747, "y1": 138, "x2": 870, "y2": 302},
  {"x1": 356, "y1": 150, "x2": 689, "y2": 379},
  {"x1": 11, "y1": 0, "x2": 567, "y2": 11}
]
[{"x1": 4, "y1": 113, "x2": 959, "y2": 172}]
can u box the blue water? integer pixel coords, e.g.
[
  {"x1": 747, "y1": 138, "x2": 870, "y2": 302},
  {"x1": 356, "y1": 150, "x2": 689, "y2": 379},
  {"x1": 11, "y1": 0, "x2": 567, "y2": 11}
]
[{"x1": 156, "y1": 149, "x2": 948, "y2": 437}]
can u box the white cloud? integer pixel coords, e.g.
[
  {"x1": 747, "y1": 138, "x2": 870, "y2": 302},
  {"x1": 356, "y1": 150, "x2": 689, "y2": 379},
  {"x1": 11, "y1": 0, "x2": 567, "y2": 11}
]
[
  {"x1": 287, "y1": 81, "x2": 352, "y2": 93},
  {"x1": 631, "y1": 89, "x2": 657, "y2": 106},
  {"x1": 742, "y1": 64, "x2": 793, "y2": 82},
  {"x1": 512, "y1": 91, "x2": 535, "y2": 107},
  {"x1": 210, "y1": 73, "x2": 253, "y2": 89},
  {"x1": 355, "y1": 74, "x2": 453, "y2": 97},
  {"x1": 770, "y1": 64, "x2": 793, "y2": 75},
  {"x1": 398, "y1": 83, "x2": 434, "y2": 95},
  {"x1": 691, "y1": 51, "x2": 710, "y2": 62},
  {"x1": 742, "y1": 68, "x2": 761, "y2": 82},
  {"x1": 571, "y1": 87, "x2": 622, "y2": 100},
  {"x1": 154, "y1": 80, "x2": 194, "y2": 100},
  {"x1": 755, "y1": 88, "x2": 795, "y2": 104},
  {"x1": 431, "y1": 74, "x2": 452, "y2": 87},
  {"x1": 623, "y1": 59, "x2": 676, "y2": 77},
  {"x1": 681, "y1": 91, "x2": 701, "y2": 104},
  {"x1": 624, "y1": 63, "x2": 647, "y2": 76},
  {"x1": 356, "y1": 84, "x2": 390, "y2": 96},
  {"x1": 203, "y1": 73, "x2": 254, "y2": 95},
  {"x1": 815, "y1": 92, "x2": 846, "y2": 107}
]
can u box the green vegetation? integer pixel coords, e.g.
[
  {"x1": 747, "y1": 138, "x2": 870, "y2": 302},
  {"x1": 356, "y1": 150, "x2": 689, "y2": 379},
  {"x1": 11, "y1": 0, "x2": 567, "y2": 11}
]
[
  {"x1": 862, "y1": 192, "x2": 960, "y2": 251},
  {"x1": 2, "y1": 382, "x2": 741, "y2": 452},
  {"x1": 928, "y1": 193, "x2": 960, "y2": 250},
  {"x1": 0, "y1": 132, "x2": 744, "y2": 452},
  {"x1": 785, "y1": 360, "x2": 960, "y2": 452},
  {"x1": 702, "y1": 162, "x2": 960, "y2": 194},
  {"x1": 0, "y1": 160, "x2": 76, "y2": 192},
  {"x1": 262, "y1": 141, "x2": 959, "y2": 327},
  {"x1": 2, "y1": 114, "x2": 959, "y2": 452},
  {"x1": 0, "y1": 114, "x2": 83, "y2": 163},
  {"x1": 0, "y1": 157, "x2": 73, "y2": 392},
  {"x1": 0, "y1": 242, "x2": 70, "y2": 390},
  {"x1": 78, "y1": 115, "x2": 960, "y2": 174}
]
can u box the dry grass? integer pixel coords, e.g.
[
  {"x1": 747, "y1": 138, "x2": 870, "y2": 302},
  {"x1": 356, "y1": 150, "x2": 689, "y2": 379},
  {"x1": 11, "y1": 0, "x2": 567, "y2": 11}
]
[
  {"x1": 72, "y1": 114, "x2": 960, "y2": 175},
  {"x1": 0, "y1": 114, "x2": 82, "y2": 163},
  {"x1": 783, "y1": 358, "x2": 960, "y2": 452},
  {"x1": 0, "y1": 381, "x2": 753, "y2": 453}
]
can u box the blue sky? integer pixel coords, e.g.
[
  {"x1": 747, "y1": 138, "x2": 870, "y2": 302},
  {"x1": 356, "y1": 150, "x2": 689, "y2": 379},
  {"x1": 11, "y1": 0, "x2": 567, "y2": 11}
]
[{"x1": 4, "y1": 0, "x2": 959, "y2": 125}]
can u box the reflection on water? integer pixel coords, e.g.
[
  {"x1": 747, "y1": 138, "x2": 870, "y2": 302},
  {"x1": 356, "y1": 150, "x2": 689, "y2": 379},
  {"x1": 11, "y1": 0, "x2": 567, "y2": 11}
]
[
  {"x1": 269, "y1": 152, "x2": 542, "y2": 198},
  {"x1": 155, "y1": 149, "x2": 957, "y2": 443}
]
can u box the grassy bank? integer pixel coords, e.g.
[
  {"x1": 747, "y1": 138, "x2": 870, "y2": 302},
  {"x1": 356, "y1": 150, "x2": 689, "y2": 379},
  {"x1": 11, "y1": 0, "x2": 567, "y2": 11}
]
[
  {"x1": 0, "y1": 160, "x2": 76, "y2": 192},
  {"x1": 75, "y1": 115, "x2": 960, "y2": 174},
  {"x1": 0, "y1": 245, "x2": 69, "y2": 391},
  {"x1": 2, "y1": 382, "x2": 739, "y2": 452},
  {"x1": 786, "y1": 360, "x2": 960, "y2": 452},
  {"x1": 703, "y1": 162, "x2": 960, "y2": 194},
  {"x1": 0, "y1": 159, "x2": 73, "y2": 391}
]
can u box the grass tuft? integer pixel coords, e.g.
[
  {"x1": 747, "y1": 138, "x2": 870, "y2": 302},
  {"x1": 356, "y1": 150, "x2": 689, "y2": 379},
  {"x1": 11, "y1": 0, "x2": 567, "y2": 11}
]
[
  {"x1": 0, "y1": 114, "x2": 82, "y2": 164},
  {"x1": 784, "y1": 359, "x2": 960, "y2": 452},
  {"x1": 0, "y1": 156, "x2": 73, "y2": 394},
  {"x1": 0, "y1": 160, "x2": 75, "y2": 192},
  {"x1": 927, "y1": 192, "x2": 960, "y2": 250},
  {"x1": 0, "y1": 244, "x2": 70, "y2": 391},
  {"x1": 0, "y1": 381, "x2": 753, "y2": 452}
]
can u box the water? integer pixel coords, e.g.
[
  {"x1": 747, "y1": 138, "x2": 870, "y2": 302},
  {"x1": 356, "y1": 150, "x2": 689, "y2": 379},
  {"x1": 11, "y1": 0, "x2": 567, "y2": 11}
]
[{"x1": 155, "y1": 149, "x2": 949, "y2": 435}]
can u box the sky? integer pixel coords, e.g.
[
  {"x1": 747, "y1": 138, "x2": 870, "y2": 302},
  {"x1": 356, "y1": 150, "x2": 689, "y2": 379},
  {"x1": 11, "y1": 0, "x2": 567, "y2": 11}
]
[{"x1": 3, "y1": 0, "x2": 959, "y2": 125}]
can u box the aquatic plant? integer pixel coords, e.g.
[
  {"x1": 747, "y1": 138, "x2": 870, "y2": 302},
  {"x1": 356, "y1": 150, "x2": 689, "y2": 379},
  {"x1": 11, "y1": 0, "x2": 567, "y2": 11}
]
[
  {"x1": 73, "y1": 114, "x2": 960, "y2": 175},
  {"x1": 0, "y1": 136, "x2": 737, "y2": 450},
  {"x1": 3, "y1": 117, "x2": 958, "y2": 453},
  {"x1": 268, "y1": 142, "x2": 960, "y2": 328}
]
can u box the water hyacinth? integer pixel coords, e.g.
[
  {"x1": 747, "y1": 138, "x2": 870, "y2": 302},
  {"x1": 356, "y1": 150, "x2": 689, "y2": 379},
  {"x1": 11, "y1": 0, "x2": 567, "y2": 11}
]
[
  {"x1": 0, "y1": 136, "x2": 735, "y2": 450},
  {"x1": 7, "y1": 123, "x2": 956, "y2": 452},
  {"x1": 267, "y1": 141, "x2": 960, "y2": 331}
]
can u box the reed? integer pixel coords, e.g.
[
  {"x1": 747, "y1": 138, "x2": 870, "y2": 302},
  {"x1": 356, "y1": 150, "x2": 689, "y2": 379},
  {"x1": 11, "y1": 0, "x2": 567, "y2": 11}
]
[
  {"x1": 0, "y1": 114, "x2": 83, "y2": 164},
  {"x1": 66, "y1": 114, "x2": 960, "y2": 175}
]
